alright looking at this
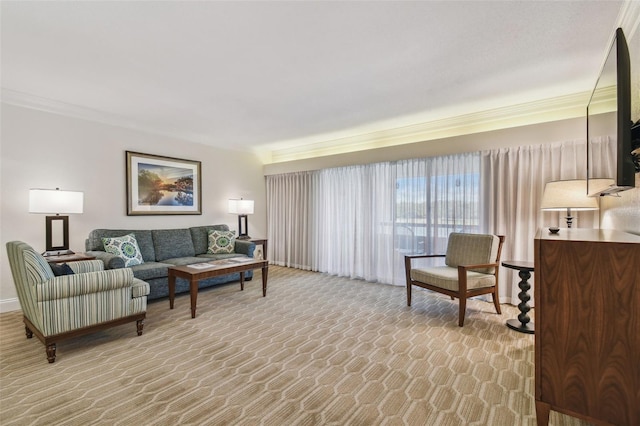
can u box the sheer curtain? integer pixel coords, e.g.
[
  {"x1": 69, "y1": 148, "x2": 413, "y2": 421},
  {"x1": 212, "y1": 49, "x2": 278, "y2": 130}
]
[
  {"x1": 481, "y1": 137, "x2": 615, "y2": 304},
  {"x1": 265, "y1": 137, "x2": 615, "y2": 302},
  {"x1": 266, "y1": 153, "x2": 480, "y2": 286}
]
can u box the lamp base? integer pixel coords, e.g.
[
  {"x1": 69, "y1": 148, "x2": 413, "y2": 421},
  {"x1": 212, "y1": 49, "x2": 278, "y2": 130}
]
[{"x1": 236, "y1": 235, "x2": 251, "y2": 240}]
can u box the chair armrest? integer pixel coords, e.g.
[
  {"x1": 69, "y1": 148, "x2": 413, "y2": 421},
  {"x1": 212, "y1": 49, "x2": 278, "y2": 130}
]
[
  {"x1": 36, "y1": 268, "x2": 135, "y2": 302},
  {"x1": 457, "y1": 262, "x2": 499, "y2": 271},
  {"x1": 234, "y1": 240, "x2": 256, "y2": 257},
  {"x1": 86, "y1": 250, "x2": 126, "y2": 269},
  {"x1": 67, "y1": 260, "x2": 104, "y2": 274}
]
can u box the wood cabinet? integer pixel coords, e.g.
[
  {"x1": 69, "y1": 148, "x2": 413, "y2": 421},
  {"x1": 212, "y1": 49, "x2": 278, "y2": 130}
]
[{"x1": 534, "y1": 229, "x2": 640, "y2": 425}]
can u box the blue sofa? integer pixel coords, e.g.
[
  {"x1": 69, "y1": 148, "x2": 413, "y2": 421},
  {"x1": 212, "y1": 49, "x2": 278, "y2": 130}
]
[{"x1": 85, "y1": 225, "x2": 255, "y2": 300}]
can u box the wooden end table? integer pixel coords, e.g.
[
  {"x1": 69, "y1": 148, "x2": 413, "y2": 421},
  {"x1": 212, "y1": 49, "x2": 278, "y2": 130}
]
[
  {"x1": 168, "y1": 258, "x2": 268, "y2": 318},
  {"x1": 43, "y1": 252, "x2": 96, "y2": 264},
  {"x1": 502, "y1": 260, "x2": 535, "y2": 334}
]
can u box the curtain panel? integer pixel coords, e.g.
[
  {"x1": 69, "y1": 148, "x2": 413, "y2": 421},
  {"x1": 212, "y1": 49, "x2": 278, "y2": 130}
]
[
  {"x1": 265, "y1": 137, "x2": 615, "y2": 304},
  {"x1": 481, "y1": 137, "x2": 614, "y2": 304}
]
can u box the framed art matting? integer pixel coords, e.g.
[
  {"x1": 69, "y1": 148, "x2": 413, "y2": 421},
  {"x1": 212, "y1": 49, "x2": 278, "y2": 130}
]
[{"x1": 126, "y1": 151, "x2": 202, "y2": 215}]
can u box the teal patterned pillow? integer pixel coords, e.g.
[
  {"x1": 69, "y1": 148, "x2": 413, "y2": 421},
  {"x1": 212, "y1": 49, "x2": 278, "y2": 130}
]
[
  {"x1": 102, "y1": 234, "x2": 144, "y2": 267},
  {"x1": 207, "y1": 230, "x2": 236, "y2": 254}
]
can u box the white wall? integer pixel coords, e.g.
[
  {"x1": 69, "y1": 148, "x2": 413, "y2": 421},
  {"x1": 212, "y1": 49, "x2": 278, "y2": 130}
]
[{"x1": 0, "y1": 104, "x2": 267, "y2": 312}]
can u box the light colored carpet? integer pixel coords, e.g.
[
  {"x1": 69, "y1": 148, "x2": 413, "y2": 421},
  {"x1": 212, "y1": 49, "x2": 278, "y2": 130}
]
[{"x1": 0, "y1": 266, "x2": 588, "y2": 425}]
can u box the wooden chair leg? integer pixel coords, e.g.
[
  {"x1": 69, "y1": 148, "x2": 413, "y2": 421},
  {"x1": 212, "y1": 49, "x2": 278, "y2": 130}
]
[
  {"x1": 406, "y1": 283, "x2": 412, "y2": 306},
  {"x1": 136, "y1": 319, "x2": 144, "y2": 336},
  {"x1": 491, "y1": 290, "x2": 501, "y2": 314},
  {"x1": 458, "y1": 298, "x2": 467, "y2": 327},
  {"x1": 46, "y1": 343, "x2": 56, "y2": 363},
  {"x1": 25, "y1": 325, "x2": 33, "y2": 339}
]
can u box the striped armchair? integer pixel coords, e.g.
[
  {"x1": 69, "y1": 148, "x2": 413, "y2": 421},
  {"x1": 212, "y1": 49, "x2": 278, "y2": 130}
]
[
  {"x1": 6, "y1": 241, "x2": 149, "y2": 363},
  {"x1": 405, "y1": 233, "x2": 505, "y2": 327}
]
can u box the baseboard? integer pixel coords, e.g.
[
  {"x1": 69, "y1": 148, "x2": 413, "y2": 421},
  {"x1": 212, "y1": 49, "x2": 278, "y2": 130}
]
[{"x1": 0, "y1": 298, "x2": 21, "y2": 313}]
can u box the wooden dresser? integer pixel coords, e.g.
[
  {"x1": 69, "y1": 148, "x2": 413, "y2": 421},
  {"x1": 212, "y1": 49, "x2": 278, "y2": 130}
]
[{"x1": 534, "y1": 228, "x2": 640, "y2": 425}]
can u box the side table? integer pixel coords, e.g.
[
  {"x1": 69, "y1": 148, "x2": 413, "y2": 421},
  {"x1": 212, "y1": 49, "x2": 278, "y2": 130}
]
[
  {"x1": 250, "y1": 238, "x2": 268, "y2": 261},
  {"x1": 502, "y1": 260, "x2": 534, "y2": 334},
  {"x1": 44, "y1": 252, "x2": 96, "y2": 264}
]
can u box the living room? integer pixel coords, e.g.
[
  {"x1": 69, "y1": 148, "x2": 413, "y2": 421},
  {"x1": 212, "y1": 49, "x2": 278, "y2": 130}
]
[{"x1": 1, "y1": 2, "x2": 639, "y2": 425}]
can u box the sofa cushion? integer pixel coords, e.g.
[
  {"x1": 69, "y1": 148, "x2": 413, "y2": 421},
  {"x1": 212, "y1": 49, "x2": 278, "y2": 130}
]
[
  {"x1": 152, "y1": 229, "x2": 195, "y2": 261},
  {"x1": 86, "y1": 229, "x2": 155, "y2": 262},
  {"x1": 190, "y1": 225, "x2": 230, "y2": 255},
  {"x1": 162, "y1": 256, "x2": 212, "y2": 266},
  {"x1": 102, "y1": 234, "x2": 144, "y2": 267},
  {"x1": 197, "y1": 253, "x2": 247, "y2": 261},
  {"x1": 207, "y1": 230, "x2": 236, "y2": 254},
  {"x1": 129, "y1": 262, "x2": 173, "y2": 281}
]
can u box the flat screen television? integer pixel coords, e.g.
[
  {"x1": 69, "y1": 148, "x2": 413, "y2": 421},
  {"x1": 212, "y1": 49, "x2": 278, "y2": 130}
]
[{"x1": 586, "y1": 27, "x2": 636, "y2": 195}]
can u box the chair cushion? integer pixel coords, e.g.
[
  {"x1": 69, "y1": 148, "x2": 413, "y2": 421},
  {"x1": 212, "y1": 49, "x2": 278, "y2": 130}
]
[
  {"x1": 411, "y1": 266, "x2": 496, "y2": 292},
  {"x1": 152, "y1": 229, "x2": 195, "y2": 261},
  {"x1": 445, "y1": 233, "x2": 499, "y2": 274},
  {"x1": 207, "y1": 230, "x2": 236, "y2": 254},
  {"x1": 102, "y1": 234, "x2": 144, "y2": 267},
  {"x1": 131, "y1": 278, "x2": 150, "y2": 298}
]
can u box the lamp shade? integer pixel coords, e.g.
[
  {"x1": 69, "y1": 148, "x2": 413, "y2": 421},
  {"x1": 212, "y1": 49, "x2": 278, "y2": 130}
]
[
  {"x1": 29, "y1": 189, "x2": 84, "y2": 214},
  {"x1": 228, "y1": 199, "x2": 254, "y2": 215},
  {"x1": 540, "y1": 180, "x2": 598, "y2": 211}
]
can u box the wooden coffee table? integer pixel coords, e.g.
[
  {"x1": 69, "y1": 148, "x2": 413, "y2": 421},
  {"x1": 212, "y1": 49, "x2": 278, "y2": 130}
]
[{"x1": 168, "y1": 258, "x2": 268, "y2": 318}]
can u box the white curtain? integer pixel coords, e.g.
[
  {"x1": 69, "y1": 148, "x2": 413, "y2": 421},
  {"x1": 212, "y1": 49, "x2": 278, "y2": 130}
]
[
  {"x1": 266, "y1": 153, "x2": 480, "y2": 286},
  {"x1": 265, "y1": 137, "x2": 615, "y2": 304},
  {"x1": 312, "y1": 163, "x2": 396, "y2": 282},
  {"x1": 481, "y1": 137, "x2": 615, "y2": 304}
]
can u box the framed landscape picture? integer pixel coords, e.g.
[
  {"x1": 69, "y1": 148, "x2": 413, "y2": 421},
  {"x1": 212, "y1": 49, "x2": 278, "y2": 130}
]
[{"x1": 126, "y1": 151, "x2": 202, "y2": 215}]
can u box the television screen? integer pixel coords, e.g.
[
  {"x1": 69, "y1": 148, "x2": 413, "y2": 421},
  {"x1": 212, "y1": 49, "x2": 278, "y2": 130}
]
[{"x1": 586, "y1": 28, "x2": 635, "y2": 195}]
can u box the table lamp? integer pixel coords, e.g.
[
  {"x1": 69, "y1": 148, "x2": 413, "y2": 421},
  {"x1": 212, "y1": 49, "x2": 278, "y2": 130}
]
[
  {"x1": 540, "y1": 179, "x2": 597, "y2": 229},
  {"x1": 29, "y1": 188, "x2": 84, "y2": 256},
  {"x1": 228, "y1": 198, "x2": 254, "y2": 240}
]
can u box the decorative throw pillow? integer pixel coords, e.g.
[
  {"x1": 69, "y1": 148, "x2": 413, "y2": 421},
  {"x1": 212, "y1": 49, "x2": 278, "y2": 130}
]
[
  {"x1": 102, "y1": 234, "x2": 144, "y2": 267},
  {"x1": 207, "y1": 230, "x2": 236, "y2": 254},
  {"x1": 48, "y1": 262, "x2": 75, "y2": 276}
]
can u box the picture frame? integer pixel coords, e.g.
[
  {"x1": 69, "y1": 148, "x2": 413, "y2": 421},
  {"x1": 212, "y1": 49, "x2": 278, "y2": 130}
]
[{"x1": 126, "y1": 151, "x2": 202, "y2": 215}]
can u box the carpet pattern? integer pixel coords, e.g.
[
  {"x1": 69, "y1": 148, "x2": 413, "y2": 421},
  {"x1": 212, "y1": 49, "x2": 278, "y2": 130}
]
[{"x1": 1, "y1": 266, "x2": 588, "y2": 425}]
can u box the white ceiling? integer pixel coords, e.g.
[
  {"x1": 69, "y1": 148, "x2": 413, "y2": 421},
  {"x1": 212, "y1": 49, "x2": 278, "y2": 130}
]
[{"x1": 0, "y1": 1, "x2": 631, "y2": 163}]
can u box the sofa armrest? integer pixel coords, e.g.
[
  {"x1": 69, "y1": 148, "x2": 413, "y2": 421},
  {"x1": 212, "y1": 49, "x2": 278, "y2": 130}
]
[
  {"x1": 86, "y1": 250, "x2": 126, "y2": 269},
  {"x1": 234, "y1": 240, "x2": 256, "y2": 257},
  {"x1": 36, "y1": 268, "x2": 135, "y2": 302}
]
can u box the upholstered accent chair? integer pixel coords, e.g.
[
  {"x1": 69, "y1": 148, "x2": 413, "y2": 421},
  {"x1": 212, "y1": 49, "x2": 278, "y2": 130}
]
[
  {"x1": 6, "y1": 241, "x2": 149, "y2": 363},
  {"x1": 405, "y1": 233, "x2": 505, "y2": 327}
]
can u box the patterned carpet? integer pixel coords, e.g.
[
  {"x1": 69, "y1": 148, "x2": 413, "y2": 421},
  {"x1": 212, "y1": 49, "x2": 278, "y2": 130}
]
[{"x1": 0, "y1": 266, "x2": 587, "y2": 425}]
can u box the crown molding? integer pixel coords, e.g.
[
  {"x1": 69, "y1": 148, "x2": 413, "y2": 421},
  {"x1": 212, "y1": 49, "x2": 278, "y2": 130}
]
[
  {"x1": 0, "y1": 88, "x2": 210, "y2": 145},
  {"x1": 3, "y1": 87, "x2": 593, "y2": 165},
  {"x1": 267, "y1": 91, "x2": 593, "y2": 163}
]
